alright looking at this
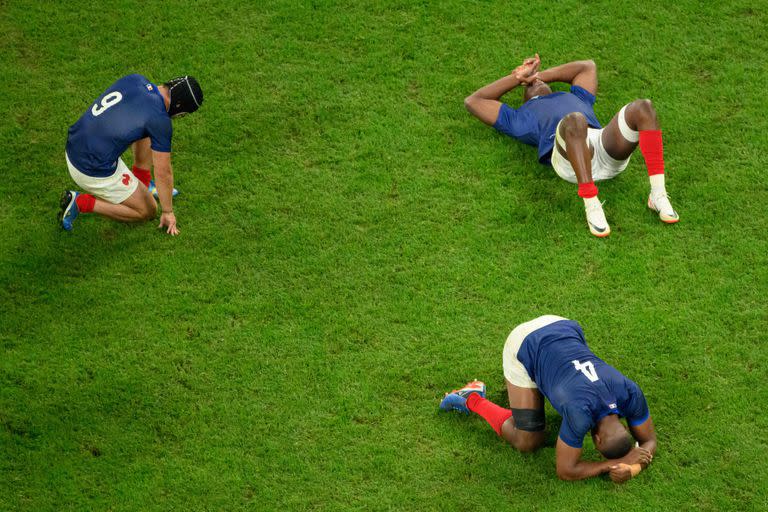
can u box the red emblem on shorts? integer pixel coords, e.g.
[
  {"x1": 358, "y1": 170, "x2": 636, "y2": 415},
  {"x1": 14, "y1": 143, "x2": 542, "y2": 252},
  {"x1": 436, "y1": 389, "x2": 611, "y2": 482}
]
[{"x1": 122, "y1": 173, "x2": 130, "y2": 185}]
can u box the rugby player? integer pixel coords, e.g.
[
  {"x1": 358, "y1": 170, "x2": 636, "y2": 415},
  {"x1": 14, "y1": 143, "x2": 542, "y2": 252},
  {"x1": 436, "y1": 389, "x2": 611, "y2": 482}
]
[
  {"x1": 58, "y1": 74, "x2": 203, "y2": 236},
  {"x1": 440, "y1": 315, "x2": 657, "y2": 483},
  {"x1": 465, "y1": 55, "x2": 678, "y2": 237}
]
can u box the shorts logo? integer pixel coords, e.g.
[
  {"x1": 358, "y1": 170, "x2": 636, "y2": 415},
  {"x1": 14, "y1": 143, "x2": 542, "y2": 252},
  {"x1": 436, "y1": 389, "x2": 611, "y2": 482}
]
[
  {"x1": 122, "y1": 173, "x2": 131, "y2": 186},
  {"x1": 146, "y1": 84, "x2": 154, "y2": 91}
]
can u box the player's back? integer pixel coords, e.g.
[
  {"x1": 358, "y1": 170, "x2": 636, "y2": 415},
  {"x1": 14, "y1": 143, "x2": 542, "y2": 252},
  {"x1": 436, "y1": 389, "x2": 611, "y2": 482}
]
[
  {"x1": 517, "y1": 319, "x2": 628, "y2": 414},
  {"x1": 515, "y1": 318, "x2": 650, "y2": 447},
  {"x1": 66, "y1": 74, "x2": 170, "y2": 177}
]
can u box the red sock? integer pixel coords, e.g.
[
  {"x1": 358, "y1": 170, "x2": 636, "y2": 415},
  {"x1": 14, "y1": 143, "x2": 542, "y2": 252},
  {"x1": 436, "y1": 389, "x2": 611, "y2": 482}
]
[
  {"x1": 466, "y1": 394, "x2": 512, "y2": 436},
  {"x1": 75, "y1": 193, "x2": 95, "y2": 213},
  {"x1": 132, "y1": 165, "x2": 152, "y2": 187},
  {"x1": 577, "y1": 181, "x2": 598, "y2": 198},
  {"x1": 639, "y1": 130, "x2": 665, "y2": 176}
]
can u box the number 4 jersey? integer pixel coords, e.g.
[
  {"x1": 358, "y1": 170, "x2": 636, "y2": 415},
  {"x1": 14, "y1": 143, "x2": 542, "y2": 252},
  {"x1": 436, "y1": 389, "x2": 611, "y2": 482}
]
[
  {"x1": 515, "y1": 319, "x2": 650, "y2": 448},
  {"x1": 65, "y1": 74, "x2": 172, "y2": 177}
]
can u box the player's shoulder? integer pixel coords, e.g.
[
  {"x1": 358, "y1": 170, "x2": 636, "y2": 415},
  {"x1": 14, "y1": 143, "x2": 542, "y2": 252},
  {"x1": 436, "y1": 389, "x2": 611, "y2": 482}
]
[
  {"x1": 112, "y1": 74, "x2": 158, "y2": 94},
  {"x1": 569, "y1": 85, "x2": 597, "y2": 104},
  {"x1": 120, "y1": 73, "x2": 151, "y2": 83},
  {"x1": 112, "y1": 73, "x2": 146, "y2": 87}
]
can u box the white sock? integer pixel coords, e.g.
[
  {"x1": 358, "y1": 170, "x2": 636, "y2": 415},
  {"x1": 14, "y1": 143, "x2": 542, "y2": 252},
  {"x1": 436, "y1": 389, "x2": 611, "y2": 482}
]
[{"x1": 649, "y1": 174, "x2": 666, "y2": 195}]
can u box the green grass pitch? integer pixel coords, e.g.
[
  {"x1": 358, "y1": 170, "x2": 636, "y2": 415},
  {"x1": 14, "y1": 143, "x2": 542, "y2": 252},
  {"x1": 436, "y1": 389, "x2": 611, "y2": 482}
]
[{"x1": 1, "y1": 0, "x2": 767, "y2": 510}]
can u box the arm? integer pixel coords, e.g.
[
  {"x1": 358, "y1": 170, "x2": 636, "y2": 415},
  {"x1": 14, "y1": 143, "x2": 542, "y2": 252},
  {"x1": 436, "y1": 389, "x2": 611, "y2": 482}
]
[
  {"x1": 152, "y1": 150, "x2": 179, "y2": 236},
  {"x1": 535, "y1": 60, "x2": 597, "y2": 95},
  {"x1": 464, "y1": 55, "x2": 540, "y2": 126},
  {"x1": 608, "y1": 417, "x2": 657, "y2": 483},
  {"x1": 630, "y1": 415, "x2": 657, "y2": 457},
  {"x1": 555, "y1": 437, "x2": 653, "y2": 482},
  {"x1": 555, "y1": 438, "x2": 615, "y2": 481}
]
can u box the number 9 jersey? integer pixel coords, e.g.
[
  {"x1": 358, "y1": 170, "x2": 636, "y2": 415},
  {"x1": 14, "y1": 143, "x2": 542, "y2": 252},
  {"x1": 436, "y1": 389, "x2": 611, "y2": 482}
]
[{"x1": 65, "y1": 74, "x2": 172, "y2": 178}]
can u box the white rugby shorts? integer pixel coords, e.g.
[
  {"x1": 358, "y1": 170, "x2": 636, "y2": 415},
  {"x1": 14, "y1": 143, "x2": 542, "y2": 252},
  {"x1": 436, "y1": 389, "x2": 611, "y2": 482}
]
[
  {"x1": 550, "y1": 122, "x2": 631, "y2": 184},
  {"x1": 502, "y1": 315, "x2": 569, "y2": 388},
  {"x1": 65, "y1": 152, "x2": 138, "y2": 204}
]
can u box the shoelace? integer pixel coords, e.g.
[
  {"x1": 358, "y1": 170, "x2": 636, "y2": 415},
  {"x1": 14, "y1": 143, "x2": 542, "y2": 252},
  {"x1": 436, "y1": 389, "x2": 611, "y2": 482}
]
[
  {"x1": 651, "y1": 193, "x2": 676, "y2": 213},
  {"x1": 586, "y1": 200, "x2": 607, "y2": 213}
]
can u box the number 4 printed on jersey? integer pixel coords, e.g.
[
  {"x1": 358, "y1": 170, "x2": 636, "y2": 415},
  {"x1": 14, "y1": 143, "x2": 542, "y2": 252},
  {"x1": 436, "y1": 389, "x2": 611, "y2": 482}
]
[{"x1": 572, "y1": 359, "x2": 599, "y2": 382}]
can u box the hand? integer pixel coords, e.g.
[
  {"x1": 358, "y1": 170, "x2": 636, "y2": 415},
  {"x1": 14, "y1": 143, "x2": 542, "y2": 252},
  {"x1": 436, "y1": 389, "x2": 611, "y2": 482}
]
[
  {"x1": 158, "y1": 211, "x2": 179, "y2": 236},
  {"x1": 620, "y1": 446, "x2": 653, "y2": 467},
  {"x1": 608, "y1": 463, "x2": 633, "y2": 484},
  {"x1": 513, "y1": 53, "x2": 540, "y2": 81},
  {"x1": 520, "y1": 72, "x2": 540, "y2": 85}
]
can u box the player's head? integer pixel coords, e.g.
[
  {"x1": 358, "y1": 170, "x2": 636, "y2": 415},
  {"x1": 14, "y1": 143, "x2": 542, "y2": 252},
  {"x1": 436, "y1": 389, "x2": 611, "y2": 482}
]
[
  {"x1": 523, "y1": 78, "x2": 552, "y2": 103},
  {"x1": 592, "y1": 415, "x2": 633, "y2": 459},
  {"x1": 164, "y1": 76, "x2": 203, "y2": 118}
]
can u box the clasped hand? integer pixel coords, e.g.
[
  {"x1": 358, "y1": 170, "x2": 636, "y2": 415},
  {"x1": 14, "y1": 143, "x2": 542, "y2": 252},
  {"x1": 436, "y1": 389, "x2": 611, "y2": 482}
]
[{"x1": 513, "y1": 53, "x2": 541, "y2": 84}]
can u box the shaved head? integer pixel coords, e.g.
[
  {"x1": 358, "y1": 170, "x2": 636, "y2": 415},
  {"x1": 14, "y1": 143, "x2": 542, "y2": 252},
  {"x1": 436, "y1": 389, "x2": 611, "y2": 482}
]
[
  {"x1": 593, "y1": 415, "x2": 633, "y2": 460},
  {"x1": 523, "y1": 79, "x2": 553, "y2": 103}
]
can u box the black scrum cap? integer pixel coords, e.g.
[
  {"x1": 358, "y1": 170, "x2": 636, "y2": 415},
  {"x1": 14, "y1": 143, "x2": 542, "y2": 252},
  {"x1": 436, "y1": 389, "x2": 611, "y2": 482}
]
[{"x1": 165, "y1": 76, "x2": 203, "y2": 116}]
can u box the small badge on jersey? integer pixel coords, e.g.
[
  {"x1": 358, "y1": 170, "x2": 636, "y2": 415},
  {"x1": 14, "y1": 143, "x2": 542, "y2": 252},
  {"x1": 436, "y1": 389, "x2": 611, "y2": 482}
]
[
  {"x1": 146, "y1": 84, "x2": 154, "y2": 92},
  {"x1": 609, "y1": 403, "x2": 617, "y2": 409}
]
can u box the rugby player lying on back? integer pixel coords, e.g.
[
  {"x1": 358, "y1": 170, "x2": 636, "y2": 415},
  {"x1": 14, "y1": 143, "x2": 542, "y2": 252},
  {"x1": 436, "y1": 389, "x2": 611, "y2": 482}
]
[{"x1": 465, "y1": 55, "x2": 678, "y2": 237}]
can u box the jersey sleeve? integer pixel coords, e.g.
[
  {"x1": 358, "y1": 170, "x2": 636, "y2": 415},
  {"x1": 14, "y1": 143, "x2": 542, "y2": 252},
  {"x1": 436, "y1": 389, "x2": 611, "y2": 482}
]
[
  {"x1": 493, "y1": 103, "x2": 536, "y2": 140},
  {"x1": 146, "y1": 114, "x2": 173, "y2": 153},
  {"x1": 558, "y1": 404, "x2": 593, "y2": 448},
  {"x1": 622, "y1": 379, "x2": 650, "y2": 427},
  {"x1": 570, "y1": 85, "x2": 597, "y2": 106}
]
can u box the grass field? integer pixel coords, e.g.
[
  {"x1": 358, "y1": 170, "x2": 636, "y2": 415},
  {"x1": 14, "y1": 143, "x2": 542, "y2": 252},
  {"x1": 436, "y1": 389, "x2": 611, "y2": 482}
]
[{"x1": 1, "y1": 0, "x2": 767, "y2": 510}]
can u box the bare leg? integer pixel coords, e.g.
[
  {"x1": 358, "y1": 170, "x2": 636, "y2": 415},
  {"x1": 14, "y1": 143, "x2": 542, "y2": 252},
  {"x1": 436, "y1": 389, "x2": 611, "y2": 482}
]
[
  {"x1": 556, "y1": 112, "x2": 595, "y2": 184},
  {"x1": 92, "y1": 184, "x2": 157, "y2": 222},
  {"x1": 131, "y1": 137, "x2": 152, "y2": 170},
  {"x1": 601, "y1": 99, "x2": 658, "y2": 160},
  {"x1": 601, "y1": 99, "x2": 678, "y2": 222},
  {"x1": 556, "y1": 112, "x2": 610, "y2": 237},
  {"x1": 500, "y1": 380, "x2": 547, "y2": 453}
]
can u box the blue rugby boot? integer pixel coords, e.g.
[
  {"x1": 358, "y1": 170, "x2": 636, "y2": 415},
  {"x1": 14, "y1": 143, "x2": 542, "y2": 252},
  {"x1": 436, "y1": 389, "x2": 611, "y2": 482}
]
[
  {"x1": 439, "y1": 380, "x2": 486, "y2": 414},
  {"x1": 58, "y1": 190, "x2": 79, "y2": 231},
  {"x1": 148, "y1": 180, "x2": 179, "y2": 200}
]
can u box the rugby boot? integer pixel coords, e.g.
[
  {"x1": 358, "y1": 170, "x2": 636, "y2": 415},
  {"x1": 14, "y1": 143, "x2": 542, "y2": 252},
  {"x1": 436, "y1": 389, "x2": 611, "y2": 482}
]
[
  {"x1": 58, "y1": 190, "x2": 79, "y2": 231},
  {"x1": 439, "y1": 380, "x2": 487, "y2": 414},
  {"x1": 585, "y1": 199, "x2": 611, "y2": 237},
  {"x1": 148, "y1": 180, "x2": 179, "y2": 200},
  {"x1": 648, "y1": 192, "x2": 679, "y2": 223}
]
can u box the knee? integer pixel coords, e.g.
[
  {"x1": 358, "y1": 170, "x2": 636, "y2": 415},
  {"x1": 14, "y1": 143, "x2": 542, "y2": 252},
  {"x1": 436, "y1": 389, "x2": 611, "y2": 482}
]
[
  {"x1": 560, "y1": 112, "x2": 588, "y2": 139},
  {"x1": 464, "y1": 94, "x2": 479, "y2": 114},
  {"x1": 631, "y1": 98, "x2": 657, "y2": 122},
  {"x1": 502, "y1": 421, "x2": 546, "y2": 453},
  {"x1": 511, "y1": 434, "x2": 545, "y2": 453}
]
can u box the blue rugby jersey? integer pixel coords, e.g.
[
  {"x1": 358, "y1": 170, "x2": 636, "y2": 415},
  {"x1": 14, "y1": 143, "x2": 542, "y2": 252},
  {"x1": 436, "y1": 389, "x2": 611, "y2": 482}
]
[
  {"x1": 493, "y1": 85, "x2": 601, "y2": 166},
  {"x1": 516, "y1": 319, "x2": 650, "y2": 448},
  {"x1": 66, "y1": 74, "x2": 172, "y2": 177}
]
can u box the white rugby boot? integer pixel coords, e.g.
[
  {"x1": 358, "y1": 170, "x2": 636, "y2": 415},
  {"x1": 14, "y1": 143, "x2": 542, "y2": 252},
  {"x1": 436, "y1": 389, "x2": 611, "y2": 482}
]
[
  {"x1": 647, "y1": 191, "x2": 679, "y2": 223},
  {"x1": 584, "y1": 198, "x2": 611, "y2": 238}
]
